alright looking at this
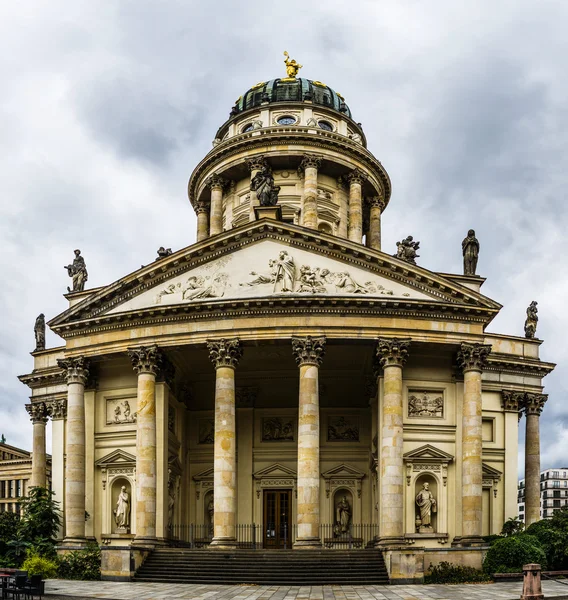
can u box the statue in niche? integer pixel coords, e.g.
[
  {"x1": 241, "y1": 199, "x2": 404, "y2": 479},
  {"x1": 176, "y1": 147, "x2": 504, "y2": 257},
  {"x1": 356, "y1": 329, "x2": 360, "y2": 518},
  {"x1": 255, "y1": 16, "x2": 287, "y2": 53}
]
[
  {"x1": 394, "y1": 236, "x2": 420, "y2": 264},
  {"x1": 273, "y1": 251, "x2": 296, "y2": 292},
  {"x1": 34, "y1": 313, "x2": 45, "y2": 351},
  {"x1": 524, "y1": 301, "x2": 538, "y2": 339},
  {"x1": 208, "y1": 496, "x2": 214, "y2": 524},
  {"x1": 415, "y1": 482, "x2": 436, "y2": 532},
  {"x1": 334, "y1": 495, "x2": 352, "y2": 535},
  {"x1": 64, "y1": 249, "x2": 88, "y2": 293},
  {"x1": 251, "y1": 166, "x2": 280, "y2": 207},
  {"x1": 462, "y1": 229, "x2": 480, "y2": 275},
  {"x1": 114, "y1": 485, "x2": 131, "y2": 532}
]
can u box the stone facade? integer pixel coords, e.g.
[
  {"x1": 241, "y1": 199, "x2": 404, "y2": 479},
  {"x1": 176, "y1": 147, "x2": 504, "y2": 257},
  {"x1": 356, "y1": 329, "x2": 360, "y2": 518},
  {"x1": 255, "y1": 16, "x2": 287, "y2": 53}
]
[{"x1": 18, "y1": 70, "x2": 555, "y2": 581}]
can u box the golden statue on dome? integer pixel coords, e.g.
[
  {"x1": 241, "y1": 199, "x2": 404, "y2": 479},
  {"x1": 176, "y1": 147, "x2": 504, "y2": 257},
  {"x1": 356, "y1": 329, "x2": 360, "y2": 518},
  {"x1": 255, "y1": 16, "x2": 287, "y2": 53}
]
[{"x1": 283, "y1": 51, "x2": 302, "y2": 79}]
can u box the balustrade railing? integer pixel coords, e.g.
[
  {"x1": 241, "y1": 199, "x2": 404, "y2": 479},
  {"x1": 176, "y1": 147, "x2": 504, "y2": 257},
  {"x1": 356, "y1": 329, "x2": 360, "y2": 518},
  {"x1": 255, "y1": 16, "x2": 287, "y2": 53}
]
[{"x1": 167, "y1": 523, "x2": 378, "y2": 549}]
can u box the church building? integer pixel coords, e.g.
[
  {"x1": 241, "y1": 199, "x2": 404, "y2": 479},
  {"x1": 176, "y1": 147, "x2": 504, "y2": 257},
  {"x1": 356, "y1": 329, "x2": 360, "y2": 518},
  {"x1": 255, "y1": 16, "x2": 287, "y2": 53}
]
[{"x1": 19, "y1": 56, "x2": 555, "y2": 583}]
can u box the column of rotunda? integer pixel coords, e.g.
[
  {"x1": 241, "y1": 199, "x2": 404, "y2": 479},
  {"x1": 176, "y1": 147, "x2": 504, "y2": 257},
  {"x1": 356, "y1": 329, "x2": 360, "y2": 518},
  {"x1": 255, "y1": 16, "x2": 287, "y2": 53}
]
[
  {"x1": 57, "y1": 356, "x2": 90, "y2": 544},
  {"x1": 292, "y1": 335, "x2": 326, "y2": 548},
  {"x1": 336, "y1": 177, "x2": 349, "y2": 238},
  {"x1": 299, "y1": 155, "x2": 322, "y2": 230},
  {"x1": 207, "y1": 338, "x2": 243, "y2": 547},
  {"x1": 128, "y1": 345, "x2": 162, "y2": 545},
  {"x1": 207, "y1": 175, "x2": 225, "y2": 236},
  {"x1": 366, "y1": 195, "x2": 385, "y2": 251},
  {"x1": 523, "y1": 393, "x2": 547, "y2": 527},
  {"x1": 376, "y1": 338, "x2": 410, "y2": 545},
  {"x1": 456, "y1": 342, "x2": 491, "y2": 544},
  {"x1": 195, "y1": 200, "x2": 210, "y2": 242}
]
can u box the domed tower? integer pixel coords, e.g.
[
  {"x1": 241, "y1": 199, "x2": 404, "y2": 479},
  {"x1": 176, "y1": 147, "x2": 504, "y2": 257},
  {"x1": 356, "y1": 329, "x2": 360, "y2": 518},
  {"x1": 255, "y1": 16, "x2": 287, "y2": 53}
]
[{"x1": 188, "y1": 55, "x2": 390, "y2": 248}]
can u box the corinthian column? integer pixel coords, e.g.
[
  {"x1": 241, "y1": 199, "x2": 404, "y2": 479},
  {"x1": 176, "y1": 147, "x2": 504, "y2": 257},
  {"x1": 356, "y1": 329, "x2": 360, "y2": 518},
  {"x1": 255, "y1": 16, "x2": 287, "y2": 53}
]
[
  {"x1": 195, "y1": 201, "x2": 210, "y2": 242},
  {"x1": 523, "y1": 393, "x2": 547, "y2": 526},
  {"x1": 292, "y1": 335, "x2": 326, "y2": 548},
  {"x1": 57, "y1": 356, "x2": 90, "y2": 544},
  {"x1": 347, "y1": 169, "x2": 366, "y2": 243},
  {"x1": 456, "y1": 342, "x2": 491, "y2": 544},
  {"x1": 299, "y1": 155, "x2": 322, "y2": 230},
  {"x1": 207, "y1": 175, "x2": 225, "y2": 236},
  {"x1": 367, "y1": 195, "x2": 385, "y2": 250},
  {"x1": 128, "y1": 345, "x2": 162, "y2": 545},
  {"x1": 207, "y1": 338, "x2": 243, "y2": 547},
  {"x1": 376, "y1": 338, "x2": 410, "y2": 545},
  {"x1": 25, "y1": 403, "x2": 48, "y2": 489}
]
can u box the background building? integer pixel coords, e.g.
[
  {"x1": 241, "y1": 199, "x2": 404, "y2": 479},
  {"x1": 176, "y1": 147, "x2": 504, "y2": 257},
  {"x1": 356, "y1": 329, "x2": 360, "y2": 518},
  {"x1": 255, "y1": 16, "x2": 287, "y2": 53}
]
[
  {"x1": 19, "y1": 59, "x2": 555, "y2": 583},
  {"x1": 518, "y1": 468, "x2": 568, "y2": 521}
]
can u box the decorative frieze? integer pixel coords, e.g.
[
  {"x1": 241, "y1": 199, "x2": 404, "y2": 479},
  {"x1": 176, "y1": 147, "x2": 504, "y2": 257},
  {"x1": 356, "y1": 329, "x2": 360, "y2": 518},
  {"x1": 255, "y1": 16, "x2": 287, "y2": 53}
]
[
  {"x1": 291, "y1": 335, "x2": 326, "y2": 367},
  {"x1": 127, "y1": 345, "x2": 162, "y2": 376},
  {"x1": 262, "y1": 417, "x2": 294, "y2": 442},
  {"x1": 408, "y1": 391, "x2": 444, "y2": 419},
  {"x1": 57, "y1": 356, "x2": 90, "y2": 385},
  {"x1": 106, "y1": 397, "x2": 137, "y2": 425},
  {"x1": 376, "y1": 338, "x2": 411, "y2": 369},
  {"x1": 327, "y1": 416, "x2": 359, "y2": 442},
  {"x1": 456, "y1": 342, "x2": 491, "y2": 373},
  {"x1": 207, "y1": 338, "x2": 242, "y2": 369}
]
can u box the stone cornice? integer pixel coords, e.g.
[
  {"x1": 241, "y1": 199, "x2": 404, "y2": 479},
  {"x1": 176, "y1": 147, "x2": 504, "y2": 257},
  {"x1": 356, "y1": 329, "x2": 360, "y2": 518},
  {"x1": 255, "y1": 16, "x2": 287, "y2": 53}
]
[
  {"x1": 18, "y1": 368, "x2": 66, "y2": 389},
  {"x1": 187, "y1": 128, "x2": 391, "y2": 209},
  {"x1": 48, "y1": 221, "x2": 501, "y2": 338},
  {"x1": 486, "y1": 355, "x2": 556, "y2": 378}
]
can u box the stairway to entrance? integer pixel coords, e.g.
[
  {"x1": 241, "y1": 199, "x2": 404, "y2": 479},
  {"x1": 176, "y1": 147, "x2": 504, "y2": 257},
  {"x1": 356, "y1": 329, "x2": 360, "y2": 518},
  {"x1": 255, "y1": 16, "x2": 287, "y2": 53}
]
[{"x1": 135, "y1": 548, "x2": 390, "y2": 585}]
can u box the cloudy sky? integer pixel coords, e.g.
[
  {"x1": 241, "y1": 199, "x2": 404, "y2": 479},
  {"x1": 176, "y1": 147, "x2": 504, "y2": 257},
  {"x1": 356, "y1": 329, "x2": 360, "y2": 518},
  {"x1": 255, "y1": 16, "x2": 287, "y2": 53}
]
[{"x1": 1, "y1": 1, "x2": 566, "y2": 475}]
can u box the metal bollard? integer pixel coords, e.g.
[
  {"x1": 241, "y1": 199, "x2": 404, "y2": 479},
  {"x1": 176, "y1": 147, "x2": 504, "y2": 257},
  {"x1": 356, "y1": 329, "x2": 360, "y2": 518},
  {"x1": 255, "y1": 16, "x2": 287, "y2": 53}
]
[{"x1": 520, "y1": 563, "x2": 544, "y2": 600}]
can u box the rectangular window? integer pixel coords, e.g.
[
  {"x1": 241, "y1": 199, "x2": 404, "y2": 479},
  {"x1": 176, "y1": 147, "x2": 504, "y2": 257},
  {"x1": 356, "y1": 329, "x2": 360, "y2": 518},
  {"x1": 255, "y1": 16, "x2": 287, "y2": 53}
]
[
  {"x1": 15, "y1": 481, "x2": 21, "y2": 497},
  {"x1": 554, "y1": 481, "x2": 560, "y2": 488},
  {"x1": 0, "y1": 481, "x2": 4, "y2": 499},
  {"x1": 482, "y1": 419, "x2": 494, "y2": 442},
  {"x1": 554, "y1": 500, "x2": 561, "y2": 508},
  {"x1": 553, "y1": 471, "x2": 560, "y2": 478},
  {"x1": 554, "y1": 490, "x2": 561, "y2": 498}
]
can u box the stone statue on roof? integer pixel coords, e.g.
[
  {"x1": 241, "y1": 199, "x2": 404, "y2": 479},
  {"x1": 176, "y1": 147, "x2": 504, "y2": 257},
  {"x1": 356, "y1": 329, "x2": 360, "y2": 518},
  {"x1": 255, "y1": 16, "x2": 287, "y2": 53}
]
[
  {"x1": 34, "y1": 313, "x2": 45, "y2": 352},
  {"x1": 524, "y1": 301, "x2": 538, "y2": 338},
  {"x1": 64, "y1": 249, "x2": 88, "y2": 293},
  {"x1": 251, "y1": 166, "x2": 280, "y2": 207},
  {"x1": 462, "y1": 229, "x2": 480, "y2": 275}
]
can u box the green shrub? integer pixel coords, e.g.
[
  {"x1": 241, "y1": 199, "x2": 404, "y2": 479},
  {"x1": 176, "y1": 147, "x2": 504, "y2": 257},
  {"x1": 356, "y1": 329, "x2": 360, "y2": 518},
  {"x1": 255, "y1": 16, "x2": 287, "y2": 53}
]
[
  {"x1": 22, "y1": 550, "x2": 58, "y2": 579},
  {"x1": 58, "y1": 543, "x2": 101, "y2": 581},
  {"x1": 425, "y1": 561, "x2": 491, "y2": 584},
  {"x1": 18, "y1": 487, "x2": 61, "y2": 543},
  {"x1": 501, "y1": 517, "x2": 524, "y2": 537},
  {"x1": 482, "y1": 534, "x2": 503, "y2": 546},
  {"x1": 526, "y1": 519, "x2": 568, "y2": 571},
  {"x1": 0, "y1": 512, "x2": 19, "y2": 554},
  {"x1": 483, "y1": 535, "x2": 546, "y2": 574}
]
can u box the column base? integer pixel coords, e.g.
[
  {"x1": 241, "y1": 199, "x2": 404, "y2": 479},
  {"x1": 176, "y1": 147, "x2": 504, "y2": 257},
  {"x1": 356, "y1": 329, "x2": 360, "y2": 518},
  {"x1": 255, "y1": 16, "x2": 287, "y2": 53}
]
[
  {"x1": 376, "y1": 535, "x2": 407, "y2": 548},
  {"x1": 131, "y1": 536, "x2": 159, "y2": 548},
  {"x1": 451, "y1": 535, "x2": 486, "y2": 547},
  {"x1": 293, "y1": 538, "x2": 322, "y2": 549},
  {"x1": 209, "y1": 537, "x2": 237, "y2": 549},
  {"x1": 59, "y1": 537, "x2": 88, "y2": 549}
]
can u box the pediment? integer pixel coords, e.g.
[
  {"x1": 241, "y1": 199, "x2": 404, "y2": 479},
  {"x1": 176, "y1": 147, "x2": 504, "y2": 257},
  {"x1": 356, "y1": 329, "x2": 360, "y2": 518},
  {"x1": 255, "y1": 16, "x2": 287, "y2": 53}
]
[
  {"x1": 321, "y1": 463, "x2": 366, "y2": 480},
  {"x1": 483, "y1": 463, "x2": 502, "y2": 480},
  {"x1": 403, "y1": 444, "x2": 454, "y2": 462},
  {"x1": 95, "y1": 449, "x2": 136, "y2": 468},
  {"x1": 49, "y1": 220, "x2": 501, "y2": 331},
  {"x1": 193, "y1": 467, "x2": 214, "y2": 482},
  {"x1": 254, "y1": 463, "x2": 297, "y2": 479}
]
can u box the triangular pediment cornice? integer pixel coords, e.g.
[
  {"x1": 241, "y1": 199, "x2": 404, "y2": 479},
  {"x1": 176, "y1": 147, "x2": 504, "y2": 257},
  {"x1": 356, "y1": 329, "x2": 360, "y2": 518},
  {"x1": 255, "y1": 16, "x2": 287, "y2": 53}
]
[
  {"x1": 321, "y1": 463, "x2": 366, "y2": 480},
  {"x1": 48, "y1": 220, "x2": 501, "y2": 336},
  {"x1": 253, "y1": 463, "x2": 297, "y2": 479},
  {"x1": 193, "y1": 467, "x2": 214, "y2": 482},
  {"x1": 403, "y1": 444, "x2": 454, "y2": 463},
  {"x1": 95, "y1": 449, "x2": 136, "y2": 468},
  {"x1": 482, "y1": 463, "x2": 502, "y2": 479}
]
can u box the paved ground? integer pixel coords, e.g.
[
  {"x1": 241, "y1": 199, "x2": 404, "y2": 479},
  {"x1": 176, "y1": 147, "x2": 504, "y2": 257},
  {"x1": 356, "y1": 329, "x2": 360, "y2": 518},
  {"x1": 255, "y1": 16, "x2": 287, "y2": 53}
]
[{"x1": 43, "y1": 579, "x2": 568, "y2": 600}]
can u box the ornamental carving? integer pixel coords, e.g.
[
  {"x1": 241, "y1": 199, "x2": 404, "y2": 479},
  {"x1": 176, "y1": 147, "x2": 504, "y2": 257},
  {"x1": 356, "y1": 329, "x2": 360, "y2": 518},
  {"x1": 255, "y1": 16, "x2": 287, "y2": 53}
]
[
  {"x1": 57, "y1": 356, "x2": 90, "y2": 385},
  {"x1": 299, "y1": 154, "x2": 323, "y2": 171},
  {"x1": 367, "y1": 196, "x2": 385, "y2": 211},
  {"x1": 207, "y1": 338, "x2": 242, "y2": 369},
  {"x1": 128, "y1": 345, "x2": 162, "y2": 376},
  {"x1": 457, "y1": 342, "x2": 491, "y2": 373},
  {"x1": 106, "y1": 398, "x2": 137, "y2": 425},
  {"x1": 327, "y1": 416, "x2": 359, "y2": 442},
  {"x1": 501, "y1": 390, "x2": 524, "y2": 413},
  {"x1": 206, "y1": 174, "x2": 226, "y2": 190},
  {"x1": 394, "y1": 236, "x2": 420, "y2": 265},
  {"x1": 376, "y1": 338, "x2": 411, "y2": 368},
  {"x1": 48, "y1": 398, "x2": 67, "y2": 420},
  {"x1": 524, "y1": 301, "x2": 538, "y2": 339},
  {"x1": 291, "y1": 335, "x2": 326, "y2": 367},
  {"x1": 246, "y1": 155, "x2": 266, "y2": 171},
  {"x1": 194, "y1": 201, "x2": 209, "y2": 215},
  {"x1": 262, "y1": 417, "x2": 294, "y2": 442},
  {"x1": 346, "y1": 168, "x2": 367, "y2": 185},
  {"x1": 408, "y1": 391, "x2": 444, "y2": 418},
  {"x1": 25, "y1": 402, "x2": 48, "y2": 424},
  {"x1": 523, "y1": 393, "x2": 547, "y2": 416}
]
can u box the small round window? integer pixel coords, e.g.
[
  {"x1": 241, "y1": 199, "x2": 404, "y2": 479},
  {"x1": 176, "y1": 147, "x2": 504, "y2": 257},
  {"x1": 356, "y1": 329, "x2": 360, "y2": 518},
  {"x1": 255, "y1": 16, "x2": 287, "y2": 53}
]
[
  {"x1": 241, "y1": 123, "x2": 254, "y2": 133},
  {"x1": 277, "y1": 115, "x2": 297, "y2": 126},
  {"x1": 318, "y1": 120, "x2": 333, "y2": 131}
]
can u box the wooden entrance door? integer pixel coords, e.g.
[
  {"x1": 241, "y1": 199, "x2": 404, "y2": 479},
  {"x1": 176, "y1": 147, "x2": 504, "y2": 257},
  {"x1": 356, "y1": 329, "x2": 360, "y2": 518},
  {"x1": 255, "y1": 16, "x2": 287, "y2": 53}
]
[{"x1": 263, "y1": 489, "x2": 292, "y2": 549}]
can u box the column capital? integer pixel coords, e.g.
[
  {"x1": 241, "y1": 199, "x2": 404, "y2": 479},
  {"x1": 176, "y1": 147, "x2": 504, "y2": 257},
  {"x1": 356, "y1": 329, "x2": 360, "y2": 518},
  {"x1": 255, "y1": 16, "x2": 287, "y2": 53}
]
[
  {"x1": 206, "y1": 174, "x2": 226, "y2": 190},
  {"x1": 298, "y1": 154, "x2": 323, "y2": 171},
  {"x1": 347, "y1": 168, "x2": 367, "y2": 185},
  {"x1": 376, "y1": 338, "x2": 411, "y2": 368},
  {"x1": 291, "y1": 335, "x2": 326, "y2": 367},
  {"x1": 25, "y1": 402, "x2": 48, "y2": 424},
  {"x1": 128, "y1": 345, "x2": 162, "y2": 376},
  {"x1": 194, "y1": 200, "x2": 209, "y2": 214},
  {"x1": 48, "y1": 398, "x2": 68, "y2": 420},
  {"x1": 367, "y1": 195, "x2": 386, "y2": 210},
  {"x1": 457, "y1": 342, "x2": 491, "y2": 373},
  {"x1": 207, "y1": 338, "x2": 243, "y2": 369},
  {"x1": 501, "y1": 390, "x2": 524, "y2": 413},
  {"x1": 246, "y1": 155, "x2": 266, "y2": 171},
  {"x1": 57, "y1": 356, "x2": 90, "y2": 385},
  {"x1": 523, "y1": 393, "x2": 547, "y2": 416}
]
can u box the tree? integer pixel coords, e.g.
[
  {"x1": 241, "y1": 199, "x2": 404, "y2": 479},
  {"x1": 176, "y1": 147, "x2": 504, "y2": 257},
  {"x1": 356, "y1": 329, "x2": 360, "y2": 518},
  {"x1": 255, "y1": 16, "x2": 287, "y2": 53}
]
[
  {"x1": 501, "y1": 516, "x2": 524, "y2": 537},
  {"x1": 18, "y1": 487, "x2": 61, "y2": 543}
]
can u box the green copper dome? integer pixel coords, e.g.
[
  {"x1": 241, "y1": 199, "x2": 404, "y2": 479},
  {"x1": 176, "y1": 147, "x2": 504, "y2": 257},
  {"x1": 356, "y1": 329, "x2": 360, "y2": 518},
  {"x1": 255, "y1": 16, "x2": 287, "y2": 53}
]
[{"x1": 231, "y1": 78, "x2": 352, "y2": 119}]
